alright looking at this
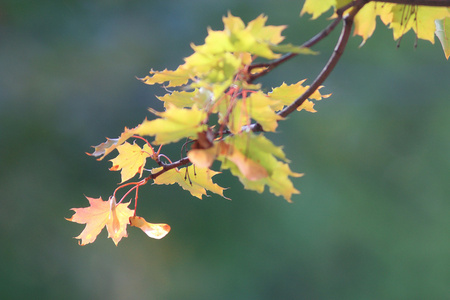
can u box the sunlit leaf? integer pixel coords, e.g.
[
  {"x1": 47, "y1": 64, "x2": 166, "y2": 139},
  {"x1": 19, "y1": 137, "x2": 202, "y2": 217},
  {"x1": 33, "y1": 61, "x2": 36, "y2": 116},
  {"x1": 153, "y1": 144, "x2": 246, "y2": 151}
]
[
  {"x1": 66, "y1": 196, "x2": 134, "y2": 246},
  {"x1": 300, "y1": 0, "x2": 336, "y2": 19},
  {"x1": 152, "y1": 165, "x2": 227, "y2": 199},
  {"x1": 87, "y1": 127, "x2": 137, "y2": 160},
  {"x1": 188, "y1": 146, "x2": 218, "y2": 169},
  {"x1": 436, "y1": 17, "x2": 450, "y2": 59},
  {"x1": 129, "y1": 216, "x2": 171, "y2": 239},
  {"x1": 218, "y1": 133, "x2": 302, "y2": 202},
  {"x1": 353, "y1": 3, "x2": 393, "y2": 45},
  {"x1": 218, "y1": 141, "x2": 269, "y2": 181},
  {"x1": 109, "y1": 142, "x2": 154, "y2": 183},
  {"x1": 269, "y1": 80, "x2": 330, "y2": 112},
  {"x1": 134, "y1": 105, "x2": 208, "y2": 145},
  {"x1": 389, "y1": 5, "x2": 450, "y2": 43},
  {"x1": 139, "y1": 67, "x2": 191, "y2": 87}
]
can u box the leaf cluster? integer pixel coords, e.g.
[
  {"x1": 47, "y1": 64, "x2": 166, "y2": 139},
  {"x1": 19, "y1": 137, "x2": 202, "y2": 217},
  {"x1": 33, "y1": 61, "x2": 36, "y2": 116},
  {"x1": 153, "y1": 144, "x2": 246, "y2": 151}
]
[{"x1": 67, "y1": 2, "x2": 450, "y2": 245}]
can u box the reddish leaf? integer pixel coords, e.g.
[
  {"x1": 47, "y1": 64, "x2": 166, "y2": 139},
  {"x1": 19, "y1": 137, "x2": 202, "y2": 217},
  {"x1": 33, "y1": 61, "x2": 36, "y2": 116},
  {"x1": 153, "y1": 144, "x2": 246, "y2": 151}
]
[{"x1": 66, "y1": 196, "x2": 134, "y2": 246}]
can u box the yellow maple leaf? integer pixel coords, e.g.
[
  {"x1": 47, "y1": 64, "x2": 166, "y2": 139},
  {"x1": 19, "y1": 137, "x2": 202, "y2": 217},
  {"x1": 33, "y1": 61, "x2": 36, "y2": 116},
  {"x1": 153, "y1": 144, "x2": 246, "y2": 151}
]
[
  {"x1": 87, "y1": 126, "x2": 138, "y2": 160},
  {"x1": 109, "y1": 142, "x2": 153, "y2": 183},
  {"x1": 134, "y1": 104, "x2": 208, "y2": 145},
  {"x1": 300, "y1": 0, "x2": 352, "y2": 19},
  {"x1": 246, "y1": 14, "x2": 286, "y2": 45},
  {"x1": 218, "y1": 91, "x2": 282, "y2": 134},
  {"x1": 301, "y1": 0, "x2": 336, "y2": 19},
  {"x1": 353, "y1": 3, "x2": 393, "y2": 45},
  {"x1": 66, "y1": 196, "x2": 134, "y2": 246},
  {"x1": 152, "y1": 165, "x2": 228, "y2": 199},
  {"x1": 152, "y1": 165, "x2": 227, "y2": 199},
  {"x1": 129, "y1": 216, "x2": 171, "y2": 239},
  {"x1": 244, "y1": 92, "x2": 283, "y2": 132},
  {"x1": 156, "y1": 90, "x2": 198, "y2": 108},
  {"x1": 389, "y1": 5, "x2": 450, "y2": 43},
  {"x1": 268, "y1": 80, "x2": 330, "y2": 112},
  {"x1": 139, "y1": 67, "x2": 191, "y2": 87}
]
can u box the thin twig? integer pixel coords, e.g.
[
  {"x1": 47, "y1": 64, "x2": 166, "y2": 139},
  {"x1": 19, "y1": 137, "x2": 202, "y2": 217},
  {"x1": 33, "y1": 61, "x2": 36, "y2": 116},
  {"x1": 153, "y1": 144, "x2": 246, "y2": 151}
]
[{"x1": 148, "y1": 157, "x2": 191, "y2": 180}]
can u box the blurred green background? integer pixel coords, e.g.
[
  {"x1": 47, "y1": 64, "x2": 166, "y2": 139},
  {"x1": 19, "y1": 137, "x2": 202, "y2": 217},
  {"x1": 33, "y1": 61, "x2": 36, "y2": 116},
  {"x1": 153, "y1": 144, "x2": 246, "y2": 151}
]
[{"x1": 1, "y1": 0, "x2": 449, "y2": 299}]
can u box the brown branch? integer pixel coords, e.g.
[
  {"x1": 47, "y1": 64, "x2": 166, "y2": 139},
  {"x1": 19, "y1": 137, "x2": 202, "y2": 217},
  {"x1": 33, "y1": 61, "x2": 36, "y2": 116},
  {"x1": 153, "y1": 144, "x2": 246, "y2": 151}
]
[
  {"x1": 277, "y1": 4, "x2": 365, "y2": 118},
  {"x1": 148, "y1": 157, "x2": 191, "y2": 179},
  {"x1": 369, "y1": 0, "x2": 450, "y2": 6}
]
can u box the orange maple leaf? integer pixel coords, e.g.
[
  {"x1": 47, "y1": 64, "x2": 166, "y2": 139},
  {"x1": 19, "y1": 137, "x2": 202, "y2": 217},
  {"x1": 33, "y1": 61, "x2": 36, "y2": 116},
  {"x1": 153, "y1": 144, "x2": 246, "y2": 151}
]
[
  {"x1": 129, "y1": 216, "x2": 171, "y2": 239},
  {"x1": 66, "y1": 196, "x2": 134, "y2": 246}
]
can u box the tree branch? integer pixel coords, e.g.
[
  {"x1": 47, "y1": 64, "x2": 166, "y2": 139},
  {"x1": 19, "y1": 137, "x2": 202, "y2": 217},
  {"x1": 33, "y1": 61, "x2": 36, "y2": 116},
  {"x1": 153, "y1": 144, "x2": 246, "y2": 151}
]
[
  {"x1": 148, "y1": 157, "x2": 190, "y2": 179},
  {"x1": 278, "y1": 3, "x2": 365, "y2": 118},
  {"x1": 370, "y1": 0, "x2": 450, "y2": 6},
  {"x1": 248, "y1": 16, "x2": 343, "y2": 82}
]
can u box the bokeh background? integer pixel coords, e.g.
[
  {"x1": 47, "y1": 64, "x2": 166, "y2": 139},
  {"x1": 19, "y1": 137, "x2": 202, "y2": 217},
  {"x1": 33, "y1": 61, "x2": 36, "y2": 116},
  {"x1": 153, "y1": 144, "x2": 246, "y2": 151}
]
[{"x1": 1, "y1": 0, "x2": 449, "y2": 299}]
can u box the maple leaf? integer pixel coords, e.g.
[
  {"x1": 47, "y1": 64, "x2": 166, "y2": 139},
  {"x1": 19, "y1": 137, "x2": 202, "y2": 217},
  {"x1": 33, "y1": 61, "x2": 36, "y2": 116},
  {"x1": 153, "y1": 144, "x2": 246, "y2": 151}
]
[
  {"x1": 109, "y1": 142, "x2": 154, "y2": 183},
  {"x1": 353, "y1": 3, "x2": 394, "y2": 45},
  {"x1": 152, "y1": 165, "x2": 228, "y2": 199},
  {"x1": 188, "y1": 146, "x2": 218, "y2": 169},
  {"x1": 134, "y1": 104, "x2": 208, "y2": 145},
  {"x1": 300, "y1": 0, "x2": 336, "y2": 19},
  {"x1": 156, "y1": 90, "x2": 198, "y2": 109},
  {"x1": 129, "y1": 216, "x2": 171, "y2": 239},
  {"x1": 247, "y1": 14, "x2": 286, "y2": 45},
  {"x1": 219, "y1": 133, "x2": 302, "y2": 202},
  {"x1": 184, "y1": 51, "x2": 242, "y2": 89},
  {"x1": 87, "y1": 137, "x2": 119, "y2": 157},
  {"x1": 269, "y1": 80, "x2": 330, "y2": 113},
  {"x1": 300, "y1": 0, "x2": 351, "y2": 19},
  {"x1": 218, "y1": 91, "x2": 282, "y2": 134},
  {"x1": 389, "y1": 5, "x2": 450, "y2": 44},
  {"x1": 436, "y1": 18, "x2": 450, "y2": 59},
  {"x1": 219, "y1": 12, "x2": 284, "y2": 59},
  {"x1": 140, "y1": 67, "x2": 191, "y2": 87},
  {"x1": 87, "y1": 125, "x2": 141, "y2": 160},
  {"x1": 66, "y1": 196, "x2": 134, "y2": 246},
  {"x1": 218, "y1": 141, "x2": 268, "y2": 181},
  {"x1": 241, "y1": 91, "x2": 283, "y2": 132}
]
